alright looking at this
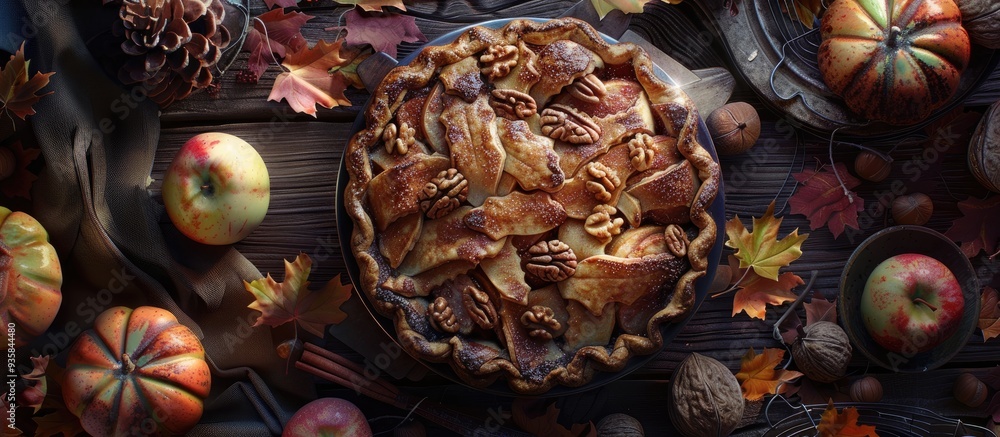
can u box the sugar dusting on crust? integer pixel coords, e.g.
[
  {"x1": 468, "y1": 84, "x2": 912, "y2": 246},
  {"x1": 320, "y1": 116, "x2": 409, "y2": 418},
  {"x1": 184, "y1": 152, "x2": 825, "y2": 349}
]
[{"x1": 345, "y1": 17, "x2": 719, "y2": 394}]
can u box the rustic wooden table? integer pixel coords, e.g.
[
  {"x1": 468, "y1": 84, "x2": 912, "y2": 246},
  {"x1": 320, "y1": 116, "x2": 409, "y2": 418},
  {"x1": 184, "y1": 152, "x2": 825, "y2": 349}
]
[{"x1": 153, "y1": 0, "x2": 1000, "y2": 434}]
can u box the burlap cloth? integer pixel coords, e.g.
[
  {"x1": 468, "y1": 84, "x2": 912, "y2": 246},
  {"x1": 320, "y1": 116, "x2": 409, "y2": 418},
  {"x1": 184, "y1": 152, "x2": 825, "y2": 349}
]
[{"x1": 3, "y1": 0, "x2": 314, "y2": 434}]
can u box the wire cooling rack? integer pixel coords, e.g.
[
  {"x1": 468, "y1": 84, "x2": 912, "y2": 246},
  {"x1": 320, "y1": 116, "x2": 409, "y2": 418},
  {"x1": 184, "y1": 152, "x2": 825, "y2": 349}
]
[
  {"x1": 763, "y1": 399, "x2": 998, "y2": 437},
  {"x1": 691, "y1": 0, "x2": 1000, "y2": 139}
]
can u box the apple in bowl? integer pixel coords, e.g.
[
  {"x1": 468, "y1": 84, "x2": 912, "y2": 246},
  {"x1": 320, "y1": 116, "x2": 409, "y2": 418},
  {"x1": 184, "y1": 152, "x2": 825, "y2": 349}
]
[
  {"x1": 162, "y1": 132, "x2": 270, "y2": 245},
  {"x1": 282, "y1": 398, "x2": 372, "y2": 437},
  {"x1": 860, "y1": 253, "x2": 964, "y2": 355}
]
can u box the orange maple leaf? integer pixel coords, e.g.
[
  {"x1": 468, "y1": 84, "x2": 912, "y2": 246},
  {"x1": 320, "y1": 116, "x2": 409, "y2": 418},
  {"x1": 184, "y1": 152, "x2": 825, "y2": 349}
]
[
  {"x1": 245, "y1": 253, "x2": 353, "y2": 337},
  {"x1": 0, "y1": 42, "x2": 54, "y2": 122},
  {"x1": 979, "y1": 287, "x2": 1000, "y2": 342},
  {"x1": 268, "y1": 39, "x2": 352, "y2": 116},
  {"x1": 817, "y1": 400, "x2": 880, "y2": 437},
  {"x1": 512, "y1": 398, "x2": 596, "y2": 437},
  {"x1": 736, "y1": 347, "x2": 803, "y2": 401},
  {"x1": 729, "y1": 255, "x2": 804, "y2": 320}
]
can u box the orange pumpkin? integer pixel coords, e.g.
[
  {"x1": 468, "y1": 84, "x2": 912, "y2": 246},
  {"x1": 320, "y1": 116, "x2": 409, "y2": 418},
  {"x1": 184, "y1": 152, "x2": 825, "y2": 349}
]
[
  {"x1": 818, "y1": 0, "x2": 971, "y2": 125},
  {"x1": 0, "y1": 206, "x2": 62, "y2": 347},
  {"x1": 64, "y1": 306, "x2": 211, "y2": 437}
]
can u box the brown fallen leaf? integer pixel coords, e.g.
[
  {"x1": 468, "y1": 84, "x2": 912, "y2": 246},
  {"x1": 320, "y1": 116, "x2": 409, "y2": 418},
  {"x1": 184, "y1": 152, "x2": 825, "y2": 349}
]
[
  {"x1": 245, "y1": 253, "x2": 353, "y2": 337},
  {"x1": 817, "y1": 400, "x2": 880, "y2": 437}
]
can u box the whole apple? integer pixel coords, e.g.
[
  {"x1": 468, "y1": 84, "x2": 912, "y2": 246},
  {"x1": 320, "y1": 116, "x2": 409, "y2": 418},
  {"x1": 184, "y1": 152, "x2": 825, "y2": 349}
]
[
  {"x1": 162, "y1": 132, "x2": 270, "y2": 245},
  {"x1": 282, "y1": 398, "x2": 373, "y2": 437},
  {"x1": 860, "y1": 253, "x2": 964, "y2": 355}
]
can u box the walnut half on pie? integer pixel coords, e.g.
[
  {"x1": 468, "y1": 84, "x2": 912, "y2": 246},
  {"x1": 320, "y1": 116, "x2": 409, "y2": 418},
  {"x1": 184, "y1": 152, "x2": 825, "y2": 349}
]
[{"x1": 344, "y1": 18, "x2": 721, "y2": 394}]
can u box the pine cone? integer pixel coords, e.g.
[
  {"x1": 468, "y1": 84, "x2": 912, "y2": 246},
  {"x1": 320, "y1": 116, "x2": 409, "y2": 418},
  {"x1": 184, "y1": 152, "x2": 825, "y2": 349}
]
[{"x1": 115, "y1": 0, "x2": 231, "y2": 106}]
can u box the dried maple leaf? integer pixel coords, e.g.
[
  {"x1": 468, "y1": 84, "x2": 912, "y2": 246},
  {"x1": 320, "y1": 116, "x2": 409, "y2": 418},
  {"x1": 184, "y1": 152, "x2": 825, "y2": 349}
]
[
  {"x1": 980, "y1": 287, "x2": 1000, "y2": 342},
  {"x1": 988, "y1": 392, "x2": 1000, "y2": 423},
  {"x1": 805, "y1": 293, "x2": 837, "y2": 326},
  {"x1": 735, "y1": 347, "x2": 803, "y2": 401},
  {"x1": 732, "y1": 269, "x2": 804, "y2": 320},
  {"x1": 268, "y1": 40, "x2": 353, "y2": 116},
  {"x1": 0, "y1": 141, "x2": 40, "y2": 200},
  {"x1": 789, "y1": 162, "x2": 864, "y2": 239},
  {"x1": 243, "y1": 8, "x2": 313, "y2": 81},
  {"x1": 945, "y1": 196, "x2": 1000, "y2": 259},
  {"x1": 344, "y1": 9, "x2": 426, "y2": 59},
  {"x1": 512, "y1": 398, "x2": 596, "y2": 437},
  {"x1": 780, "y1": 0, "x2": 824, "y2": 29},
  {"x1": 777, "y1": 291, "x2": 837, "y2": 344},
  {"x1": 30, "y1": 358, "x2": 86, "y2": 437},
  {"x1": 590, "y1": 0, "x2": 683, "y2": 19},
  {"x1": 333, "y1": 45, "x2": 374, "y2": 89},
  {"x1": 817, "y1": 400, "x2": 880, "y2": 437},
  {"x1": 19, "y1": 356, "x2": 48, "y2": 413},
  {"x1": 245, "y1": 253, "x2": 352, "y2": 337},
  {"x1": 0, "y1": 42, "x2": 54, "y2": 122},
  {"x1": 335, "y1": 0, "x2": 407, "y2": 12},
  {"x1": 264, "y1": 0, "x2": 299, "y2": 8},
  {"x1": 725, "y1": 201, "x2": 809, "y2": 281}
]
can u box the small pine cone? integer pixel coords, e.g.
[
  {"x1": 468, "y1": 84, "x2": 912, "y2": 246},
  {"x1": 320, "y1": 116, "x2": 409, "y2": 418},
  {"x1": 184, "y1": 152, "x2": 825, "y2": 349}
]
[{"x1": 116, "y1": 0, "x2": 232, "y2": 106}]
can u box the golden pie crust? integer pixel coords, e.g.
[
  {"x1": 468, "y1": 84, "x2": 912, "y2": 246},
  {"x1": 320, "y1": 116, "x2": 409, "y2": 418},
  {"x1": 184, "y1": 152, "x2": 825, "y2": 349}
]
[{"x1": 344, "y1": 17, "x2": 720, "y2": 394}]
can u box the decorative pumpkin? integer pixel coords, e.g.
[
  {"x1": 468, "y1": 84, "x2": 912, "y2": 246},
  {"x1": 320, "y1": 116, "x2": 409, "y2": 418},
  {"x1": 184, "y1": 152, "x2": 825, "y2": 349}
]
[
  {"x1": 956, "y1": 0, "x2": 1000, "y2": 49},
  {"x1": 818, "y1": 0, "x2": 971, "y2": 125},
  {"x1": 64, "y1": 306, "x2": 211, "y2": 437},
  {"x1": 0, "y1": 206, "x2": 62, "y2": 346},
  {"x1": 791, "y1": 321, "x2": 852, "y2": 383}
]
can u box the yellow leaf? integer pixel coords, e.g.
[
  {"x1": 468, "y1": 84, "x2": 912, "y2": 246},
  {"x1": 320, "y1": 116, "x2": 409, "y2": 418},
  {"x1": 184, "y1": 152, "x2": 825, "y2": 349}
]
[
  {"x1": 590, "y1": 0, "x2": 682, "y2": 19},
  {"x1": 817, "y1": 400, "x2": 880, "y2": 437},
  {"x1": 725, "y1": 201, "x2": 808, "y2": 281},
  {"x1": 245, "y1": 253, "x2": 353, "y2": 337},
  {"x1": 735, "y1": 347, "x2": 803, "y2": 401},
  {"x1": 268, "y1": 40, "x2": 353, "y2": 116}
]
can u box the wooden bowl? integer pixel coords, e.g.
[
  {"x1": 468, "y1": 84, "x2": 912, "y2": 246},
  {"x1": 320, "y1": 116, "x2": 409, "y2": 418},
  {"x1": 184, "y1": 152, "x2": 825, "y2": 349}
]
[{"x1": 838, "y1": 226, "x2": 980, "y2": 372}]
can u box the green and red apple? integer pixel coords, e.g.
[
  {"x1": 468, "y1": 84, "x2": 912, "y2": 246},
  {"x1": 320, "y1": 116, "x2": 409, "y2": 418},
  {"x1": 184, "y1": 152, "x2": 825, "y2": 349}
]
[
  {"x1": 282, "y1": 398, "x2": 372, "y2": 437},
  {"x1": 162, "y1": 132, "x2": 270, "y2": 245},
  {"x1": 860, "y1": 253, "x2": 964, "y2": 354}
]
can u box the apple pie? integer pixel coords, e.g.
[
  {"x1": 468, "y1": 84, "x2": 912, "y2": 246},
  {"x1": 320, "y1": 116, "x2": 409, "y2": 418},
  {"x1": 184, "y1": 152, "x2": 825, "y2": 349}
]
[{"x1": 344, "y1": 17, "x2": 720, "y2": 394}]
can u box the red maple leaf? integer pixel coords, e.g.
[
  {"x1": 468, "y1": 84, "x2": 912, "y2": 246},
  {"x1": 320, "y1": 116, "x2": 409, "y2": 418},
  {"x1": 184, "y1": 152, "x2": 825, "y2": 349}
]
[
  {"x1": 777, "y1": 291, "x2": 837, "y2": 345},
  {"x1": 0, "y1": 141, "x2": 40, "y2": 200},
  {"x1": 264, "y1": 0, "x2": 300, "y2": 8},
  {"x1": 945, "y1": 196, "x2": 1000, "y2": 259},
  {"x1": 1, "y1": 42, "x2": 54, "y2": 122},
  {"x1": 789, "y1": 162, "x2": 864, "y2": 239},
  {"x1": 268, "y1": 40, "x2": 353, "y2": 116},
  {"x1": 344, "y1": 9, "x2": 426, "y2": 58},
  {"x1": 242, "y1": 8, "x2": 313, "y2": 80}
]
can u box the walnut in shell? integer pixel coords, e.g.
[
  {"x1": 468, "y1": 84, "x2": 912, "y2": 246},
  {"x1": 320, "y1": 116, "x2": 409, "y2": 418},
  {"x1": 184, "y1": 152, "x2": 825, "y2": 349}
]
[{"x1": 668, "y1": 353, "x2": 744, "y2": 437}]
